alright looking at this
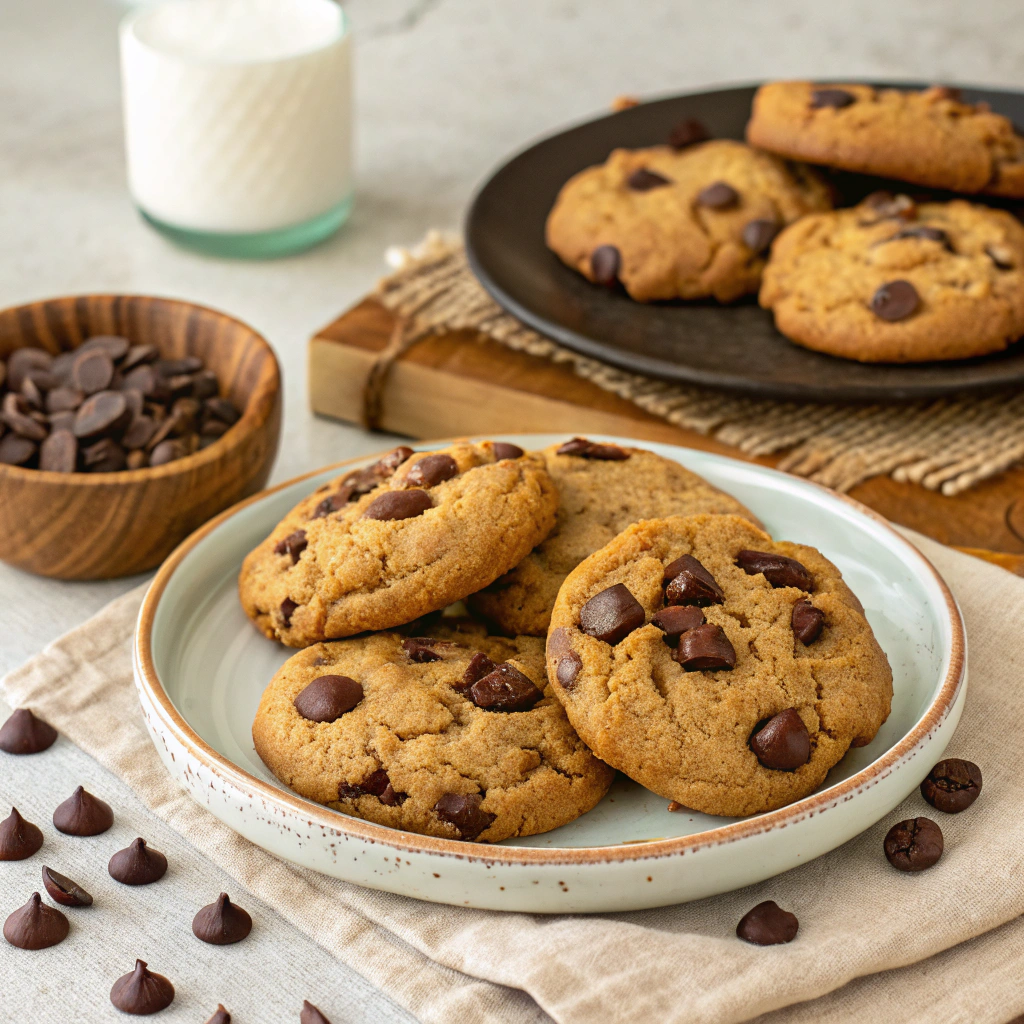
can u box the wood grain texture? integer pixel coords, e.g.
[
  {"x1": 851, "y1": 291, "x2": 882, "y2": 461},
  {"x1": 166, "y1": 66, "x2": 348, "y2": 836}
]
[
  {"x1": 309, "y1": 297, "x2": 1024, "y2": 576},
  {"x1": 0, "y1": 295, "x2": 281, "y2": 580}
]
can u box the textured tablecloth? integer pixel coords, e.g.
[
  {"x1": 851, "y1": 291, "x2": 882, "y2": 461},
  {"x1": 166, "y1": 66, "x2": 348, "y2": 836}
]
[{"x1": 3, "y1": 530, "x2": 1023, "y2": 1024}]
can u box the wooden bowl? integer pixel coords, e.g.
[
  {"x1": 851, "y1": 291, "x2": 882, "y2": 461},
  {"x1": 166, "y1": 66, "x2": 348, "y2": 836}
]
[{"x1": 0, "y1": 295, "x2": 281, "y2": 579}]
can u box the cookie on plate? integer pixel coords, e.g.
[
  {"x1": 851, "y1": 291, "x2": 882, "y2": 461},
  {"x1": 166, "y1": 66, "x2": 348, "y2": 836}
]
[
  {"x1": 545, "y1": 139, "x2": 831, "y2": 302},
  {"x1": 759, "y1": 193, "x2": 1024, "y2": 362},
  {"x1": 747, "y1": 82, "x2": 1024, "y2": 197},
  {"x1": 546, "y1": 514, "x2": 892, "y2": 817},
  {"x1": 252, "y1": 626, "x2": 614, "y2": 842},
  {"x1": 469, "y1": 438, "x2": 757, "y2": 636},
  {"x1": 238, "y1": 442, "x2": 558, "y2": 647}
]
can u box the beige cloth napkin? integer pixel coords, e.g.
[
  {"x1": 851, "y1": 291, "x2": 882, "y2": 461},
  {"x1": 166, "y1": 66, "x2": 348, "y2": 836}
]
[{"x1": 3, "y1": 530, "x2": 1024, "y2": 1024}]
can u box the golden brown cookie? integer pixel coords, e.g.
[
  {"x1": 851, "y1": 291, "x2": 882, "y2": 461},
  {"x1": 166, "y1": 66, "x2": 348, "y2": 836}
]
[
  {"x1": 470, "y1": 438, "x2": 756, "y2": 636},
  {"x1": 239, "y1": 442, "x2": 558, "y2": 646},
  {"x1": 747, "y1": 82, "x2": 1024, "y2": 197},
  {"x1": 546, "y1": 514, "x2": 892, "y2": 817},
  {"x1": 759, "y1": 194, "x2": 1024, "y2": 362},
  {"x1": 545, "y1": 139, "x2": 831, "y2": 302},
  {"x1": 252, "y1": 626, "x2": 614, "y2": 842}
]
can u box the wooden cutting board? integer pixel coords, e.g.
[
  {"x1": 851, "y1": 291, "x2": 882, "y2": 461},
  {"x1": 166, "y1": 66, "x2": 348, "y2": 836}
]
[{"x1": 310, "y1": 296, "x2": 1024, "y2": 574}]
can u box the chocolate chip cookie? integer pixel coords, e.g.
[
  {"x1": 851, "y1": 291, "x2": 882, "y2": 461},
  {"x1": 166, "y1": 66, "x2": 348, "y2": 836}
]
[
  {"x1": 469, "y1": 438, "x2": 756, "y2": 636},
  {"x1": 546, "y1": 514, "x2": 892, "y2": 817},
  {"x1": 238, "y1": 442, "x2": 558, "y2": 647},
  {"x1": 545, "y1": 139, "x2": 831, "y2": 302},
  {"x1": 759, "y1": 194, "x2": 1024, "y2": 362},
  {"x1": 747, "y1": 82, "x2": 1024, "y2": 197},
  {"x1": 252, "y1": 626, "x2": 614, "y2": 842}
]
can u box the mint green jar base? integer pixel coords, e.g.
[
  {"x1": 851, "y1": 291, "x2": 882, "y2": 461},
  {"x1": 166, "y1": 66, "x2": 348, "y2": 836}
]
[{"x1": 138, "y1": 194, "x2": 353, "y2": 259}]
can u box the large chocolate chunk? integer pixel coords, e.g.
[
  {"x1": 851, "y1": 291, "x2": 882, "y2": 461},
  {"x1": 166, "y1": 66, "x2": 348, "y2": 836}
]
[
  {"x1": 578, "y1": 583, "x2": 645, "y2": 644},
  {"x1": 750, "y1": 709, "x2": 811, "y2": 770},
  {"x1": 362, "y1": 489, "x2": 432, "y2": 521},
  {"x1": 466, "y1": 663, "x2": 543, "y2": 712},
  {"x1": 405, "y1": 453, "x2": 458, "y2": 488},
  {"x1": 672, "y1": 623, "x2": 736, "y2": 670},
  {"x1": 433, "y1": 792, "x2": 495, "y2": 840},
  {"x1": 293, "y1": 676, "x2": 363, "y2": 723},
  {"x1": 663, "y1": 554, "x2": 724, "y2": 606},
  {"x1": 736, "y1": 550, "x2": 813, "y2": 591}
]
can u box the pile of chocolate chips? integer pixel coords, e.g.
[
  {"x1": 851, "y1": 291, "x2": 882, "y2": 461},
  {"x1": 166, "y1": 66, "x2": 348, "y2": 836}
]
[{"x1": 0, "y1": 336, "x2": 241, "y2": 471}]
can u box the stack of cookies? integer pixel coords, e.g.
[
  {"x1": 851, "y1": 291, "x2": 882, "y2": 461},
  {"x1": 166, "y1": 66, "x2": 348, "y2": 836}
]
[
  {"x1": 546, "y1": 82, "x2": 1024, "y2": 363},
  {"x1": 241, "y1": 440, "x2": 892, "y2": 843}
]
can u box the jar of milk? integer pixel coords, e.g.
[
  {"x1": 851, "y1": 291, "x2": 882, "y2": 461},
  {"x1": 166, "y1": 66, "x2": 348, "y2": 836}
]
[{"x1": 120, "y1": 0, "x2": 352, "y2": 258}]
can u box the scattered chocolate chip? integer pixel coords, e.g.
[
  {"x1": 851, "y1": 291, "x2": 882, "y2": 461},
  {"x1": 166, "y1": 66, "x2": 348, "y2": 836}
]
[
  {"x1": 301, "y1": 1001, "x2": 332, "y2": 1024},
  {"x1": 39, "y1": 430, "x2": 78, "y2": 473},
  {"x1": 52, "y1": 786, "x2": 113, "y2": 836},
  {"x1": 0, "y1": 707, "x2": 58, "y2": 754},
  {"x1": 280, "y1": 597, "x2": 299, "y2": 627},
  {"x1": 920, "y1": 758, "x2": 982, "y2": 814},
  {"x1": 338, "y1": 767, "x2": 404, "y2": 806},
  {"x1": 579, "y1": 583, "x2": 645, "y2": 644},
  {"x1": 491, "y1": 442, "x2": 524, "y2": 460},
  {"x1": 402, "y1": 637, "x2": 444, "y2": 663},
  {"x1": 884, "y1": 816, "x2": 943, "y2": 871},
  {"x1": 362, "y1": 489, "x2": 433, "y2": 521},
  {"x1": 741, "y1": 218, "x2": 781, "y2": 255},
  {"x1": 555, "y1": 651, "x2": 583, "y2": 690},
  {"x1": 750, "y1": 709, "x2": 811, "y2": 770},
  {"x1": 466, "y1": 663, "x2": 543, "y2": 712},
  {"x1": 590, "y1": 245, "x2": 621, "y2": 287},
  {"x1": 72, "y1": 348, "x2": 115, "y2": 395},
  {"x1": 810, "y1": 87, "x2": 855, "y2": 109},
  {"x1": 108, "y1": 838, "x2": 167, "y2": 885},
  {"x1": 0, "y1": 808, "x2": 44, "y2": 861},
  {"x1": 986, "y1": 244, "x2": 1015, "y2": 270},
  {"x1": 736, "y1": 550, "x2": 813, "y2": 590},
  {"x1": 555, "y1": 437, "x2": 630, "y2": 460},
  {"x1": 696, "y1": 181, "x2": 739, "y2": 210},
  {"x1": 891, "y1": 225, "x2": 951, "y2": 247},
  {"x1": 863, "y1": 191, "x2": 916, "y2": 221},
  {"x1": 3, "y1": 892, "x2": 69, "y2": 950},
  {"x1": 41, "y1": 866, "x2": 93, "y2": 907},
  {"x1": 651, "y1": 605, "x2": 706, "y2": 638},
  {"x1": 673, "y1": 623, "x2": 736, "y2": 670},
  {"x1": 627, "y1": 168, "x2": 672, "y2": 191},
  {"x1": 205, "y1": 1006, "x2": 231, "y2": 1024},
  {"x1": 460, "y1": 652, "x2": 496, "y2": 690},
  {"x1": 663, "y1": 554, "x2": 725, "y2": 606},
  {"x1": 293, "y1": 676, "x2": 363, "y2": 723},
  {"x1": 405, "y1": 453, "x2": 458, "y2": 488},
  {"x1": 791, "y1": 600, "x2": 825, "y2": 645},
  {"x1": 192, "y1": 893, "x2": 252, "y2": 945},
  {"x1": 274, "y1": 529, "x2": 308, "y2": 564},
  {"x1": 736, "y1": 900, "x2": 799, "y2": 945},
  {"x1": 73, "y1": 390, "x2": 131, "y2": 439},
  {"x1": 871, "y1": 280, "x2": 920, "y2": 322},
  {"x1": 0, "y1": 433, "x2": 37, "y2": 465},
  {"x1": 668, "y1": 118, "x2": 709, "y2": 149},
  {"x1": 434, "y1": 792, "x2": 495, "y2": 840},
  {"x1": 110, "y1": 960, "x2": 175, "y2": 1015}
]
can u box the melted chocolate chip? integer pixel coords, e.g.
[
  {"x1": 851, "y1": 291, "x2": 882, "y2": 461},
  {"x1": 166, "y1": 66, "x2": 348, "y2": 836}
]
[
  {"x1": 736, "y1": 550, "x2": 813, "y2": 591},
  {"x1": 293, "y1": 676, "x2": 363, "y2": 723},
  {"x1": 627, "y1": 168, "x2": 672, "y2": 191},
  {"x1": 696, "y1": 181, "x2": 739, "y2": 210},
  {"x1": 741, "y1": 218, "x2": 781, "y2": 255},
  {"x1": 750, "y1": 709, "x2": 811, "y2": 770},
  {"x1": 206, "y1": 1005, "x2": 231, "y2": 1024},
  {"x1": 884, "y1": 816, "x2": 944, "y2": 871},
  {"x1": 41, "y1": 866, "x2": 93, "y2": 907},
  {"x1": 891, "y1": 225, "x2": 951, "y2": 248},
  {"x1": 0, "y1": 808, "x2": 44, "y2": 860},
  {"x1": 466, "y1": 663, "x2": 543, "y2": 712},
  {"x1": 459, "y1": 652, "x2": 496, "y2": 691},
  {"x1": 301, "y1": 1001, "x2": 332, "y2": 1024},
  {"x1": 651, "y1": 605, "x2": 705, "y2": 638},
  {"x1": 491, "y1": 442, "x2": 524, "y2": 460},
  {"x1": 920, "y1": 758, "x2": 982, "y2": 814},
  {"x1": 736, "y1": 900, "x2": 799, "y2": 945},
  {"x1": 578, "y1": 583, "x2": 646, "y2": 644},
  {"x1": 810, "y1": 87, "x2": 855, "y2": 109},
  {"x1": 555, "y1": 651, "x2": 583, "y2": 690},
  {"x1": 3, "y1": 893, "x2": 69, "y2": 950},
  {"x1": 52, "y1": 786, "x2": 113, "y2": 836},
  {"x1": 274, "y1": 529, "x2": 308, "y2": 564},
  {"x1": 668, "y1": 118, "x2": 709, "y2": 149},
  {"x1": 403, "y1": 637, "x2": 443, "y2": 663},
  {"x1": 871, "y1": 280, "x2": 920, "y2": 321},
  {"x1": 555, "y1": 437, "x2": 630, "y2": 460},
  {"x1": 591, "y1": 245, "x2": 621, "y2": 287},
  {"x1": 405, "y1": 453, "x2": 458, "y2": 488},
  {"x1": 310, "y1": 490, "x2": 351, "y2": 519},
  {"x1": 110, "y1": 960, "x2": 175, "y2": 1015},
  {"x1": 0, "y1": 707, "x2": 58, "y2": 754},
  {"x1": 791, "y1": 600, "x2": 825, "y2": 645},
  {"x1": 663, "y1": 554, "x2": 725, "y2": 606},
  {"x1": 192, "y1": 893, "x2": 252, "y2": 945},
  {"x1": 108, "y1": 838, "x2": 168, "y2": 885},
  {"x1": 338, "y1": 768, "x2": 404, "y2": 807},
  {"x1": 280, "y1": 597, "x2": 299, "y2": 627},
  {"x1": 673, "y1": 623, "x2": 736, "y2": 670},
  {"x1": 434, "y1": 792, "x2": 495, "y2": 840},
  {"x1": 362, "y1": 489, "x2": 433, "y2": 521}
]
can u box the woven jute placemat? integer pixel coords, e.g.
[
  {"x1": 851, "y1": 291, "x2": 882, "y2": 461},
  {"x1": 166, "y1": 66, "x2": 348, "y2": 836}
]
[{"x1": 370, "y1": 233, "x2": 1024, "y2": 496}]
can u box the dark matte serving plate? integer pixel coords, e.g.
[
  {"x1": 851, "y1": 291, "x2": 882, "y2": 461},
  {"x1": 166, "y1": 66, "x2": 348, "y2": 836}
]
[{"x1": 464, "y1": 82, "x2": 1024, "y2": 403}]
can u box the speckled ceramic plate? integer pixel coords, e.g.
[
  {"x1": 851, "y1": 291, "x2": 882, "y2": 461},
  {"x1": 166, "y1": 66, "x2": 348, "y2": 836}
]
[{"x1": 134, "y1": 434, "x2": 966, "y2": 913}]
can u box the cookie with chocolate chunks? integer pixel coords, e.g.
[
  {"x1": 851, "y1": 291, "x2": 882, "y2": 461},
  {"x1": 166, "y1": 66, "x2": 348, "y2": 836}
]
[
  {"x1": 546, "y1": 513, "x2": 892, "y2": 817},
  {"x1": 252, "y1": 628, "x2": 612, "y2": 842},
  {"x1": 239, "y1": 441, "x2": 558, "y2": 647}
]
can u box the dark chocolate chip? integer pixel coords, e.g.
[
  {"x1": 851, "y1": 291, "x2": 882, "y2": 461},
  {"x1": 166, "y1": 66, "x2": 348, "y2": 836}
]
[
  {"x1": 884, "y1": 816, "x2": 943, "y2": 871},
  {"x1": 156, "y1": 356, "x2": 202, "y2": 377},
  {"x1": 741, "y1": 218, "x2": 781, "y2": 255},
  {"x1": 39, "y1": 430, "x2": 78, "y2": 473},
  {"x1": 378, "y1": 445, "x2": 415, "y2": 472},
  {"x1": 82, "y1": 437, "x2": 127, "y2": 473},
  {"x1": 791, "y1": 600, "x2": 825, "y2": 645},
  {"x1": 405, "y1": 453, "x2": 458, "y2": 488},
  {"x1": 0, "y1": 808, "x2": 44, "y2": 860},
  {"x1": 863, "y1": 191, "x2": 916, "y2": 220},
  {"x1": 663, "y1": 554, "x2": 725, "y2": 606},
  {"x1": 293, "y1": 676, "x2": 363, "y2": 723},
  {"x1": 591, "y1": 245, "x2": 621, "y2": 287},
  {"x1": 810, "y1": 87, "x2": 855, "y2": 109},
  {"x1": 402, "y1": 637, "x2": 444, "y2": 663},
  {"x1": 433, "y1": 792, "x2": 495, "y2": 840},
  {"x1": 0, "y1": 433, "x2": 38, "y2": 465},
  {"x1": 192, "y1": 893, "x2": 252, "y2": 945},
  {"x1": 362, "y1": 489, "x2": 433, "y2": 521},
  {"x1": 460, "y1": 652, "x2": 496, "y2": 690},
  {"x1": 0, "y1": 707, "x2": 58, "y2": 754},
  {"x1": 41, "y1": 866, "x2": 93, "y2": 907},
  {"x1": 108, "y1": 838, "x2": 168, "y2": 885},
  {"x1": 871, "y1": 279, "x2": 920, "y2": 321},
  {"x1": 72, "y1": 349, "x2": 115, "y2": 395},
  {"x1": 2, "y1": 394, "x2": 47, "y2": 441},
  {"x1": 81, "y1": 334, "x2": 131, "y2": 362},
  {"x1": 121, "y1": 344, "x2": 158, "y2": 372},
  {"x1": 668, "y1": 118, "x2": 709, "y2": 149},
  {"x1": 45, "y1": 386, "x2": 84, "y2": 414},
  {"x1": 673, "y1": 623, "x2": 736, "y2": 670},
  {"x1": 651, "y1": 604, "x2": 706, "y2": 638},
  {"x1": 205, "y1": 1005, "x2": 231, "y2": 1024},
  {"x1": 52, "y1": 786, "x2": 113, "y2": 836},
  {"x1": 986, "y1": 244, "x2": 1015, "y2": 270},
  {"x1": 338, "y1": 767, "x2": 404, "y2": 806},
  {"x1": 301, "y1": 1001, "x2": 332, "y2": 1024},
  {"x1": 149, "y1": 439, "x2": 187, "y2": 467},
  {"x1": 736, "y1": 550, "x2": 813, "y2": 591},
  {"x1": 280, "y1": 597, "x2": 299, "y2": 627},
  {"x1": 3, "y1": 893, "x2": 69, "y2": 950},
  {"x1": 696, "y1": 181, "x2": 739, "y2": 210},
  {"x1": 491, "y1": 442, "x2": 524, "y2": 460},
  {"x1": 122, "y1": 415, "x2": 156, "y2": 451},
  {"x1": 555, "y1": 651, "x2": 583, "y2": 690},
  {"x1": 73, "y1": 390, "x2": 130, "y2": 439},
  {"x1": 466, "y1": 663, "x2": 543, "y2": 712},
  {"x1": 190, "y1": 369, "x2": 220, "y2": 400},
  {"x1": 750, "y1": 709, "x2": 811, "y2": 770},
  {"x1": 555, "y1": 437, "x2": 630, "y2": 460},
  {"x1": 627, "y1": 168, "x2": 672, "y2": 191},
  {"x1": 110, "y1": 960, "x2": 175, "y2": 1015},
  {"x1": 736, "y1": 900, "x2": 799, "y2": 945},
  {"x1": 920, "y1": 758, "x2": 982, "y2": 814},
  {"x1": 121, "y1": 364, "x2": 160, "y2": 398},
  {"x1": 204, "y1": 397, "x2": 240, "y2": 425},
  {"x1": 310, "y1": 490, "x2": 353, "y2": 519},
  {"x1": 20, "y1": 375, "x2": 44, "y2": 410},
  {"x1": 579, "y1": 583, "x2": 646, "y2": 644},
  {"x1": 8, "y1": 349, "x2": 53, "y2": 392},
  {"x1": 274, "y1": 529, "x2": 308, "y2": 564},
  {"x1": 892, "y1": 225, "x2": 951, "y2": 248}
]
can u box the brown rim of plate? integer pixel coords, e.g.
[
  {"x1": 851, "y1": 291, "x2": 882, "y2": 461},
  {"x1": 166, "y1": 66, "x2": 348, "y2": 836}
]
[{"x1": 135, "y1": 437, "x2": 967, "y2": 867}]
